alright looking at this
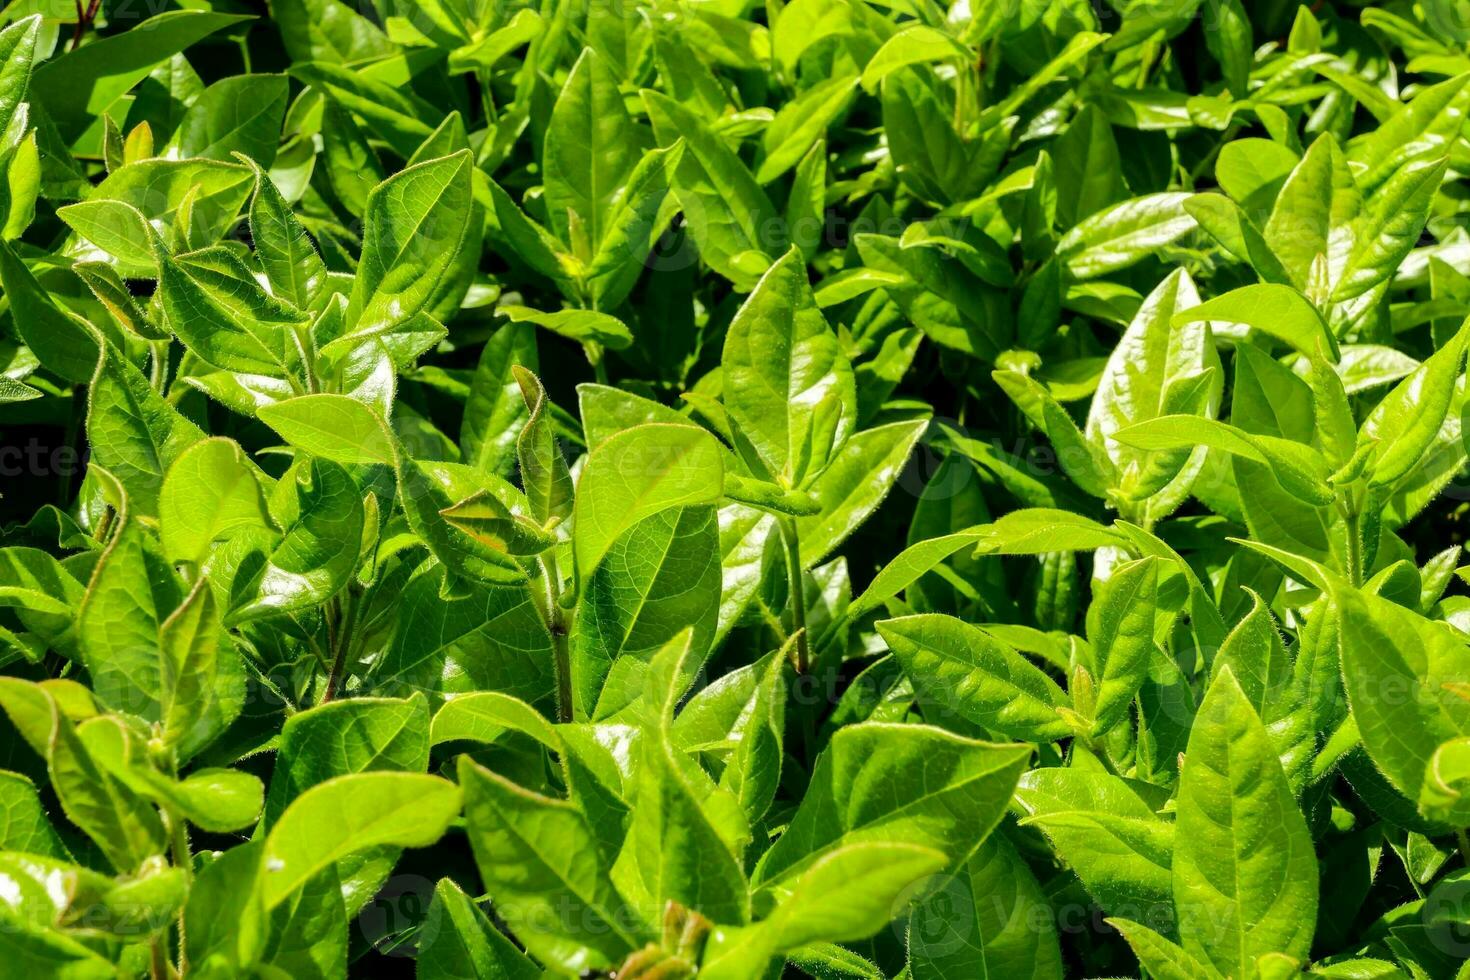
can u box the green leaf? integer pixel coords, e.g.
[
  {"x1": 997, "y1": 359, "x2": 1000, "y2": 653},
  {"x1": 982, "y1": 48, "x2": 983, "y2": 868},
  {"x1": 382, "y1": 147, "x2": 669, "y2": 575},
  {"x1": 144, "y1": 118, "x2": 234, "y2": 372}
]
[
  {"x1": 30, "y1": 10, "x2": 252, "y2": 142},
  {"x1": 0, "y1": 237, "x2": 99, "y2": 383},
  {"x1": 752, "y1": 722, "x2": 1029, "y2": 892},
  {"x1": 908, "y1": 833, "x2": 1064, "y2": 980},
  {"x1": 348, "y1": 150, "x2": 477, "y2": 335},
  {"x1": 723, "y1": 247, "x2": 857, "y2": 485},
  {"x1": 0, "y1": 770, "x2": 69, "y2": 858},
  {"x1": 459, "y1": 755, "x2": 646, "y2": 971},
  {"x1": 544, "y1": 47, "x2": 643, "y2": 250},
  {"x1": 613, "y1": 632, "x2": 750, "y2": 923},
  {"x1": 257, "y1": 393, "x2": 397, "y2": 466},
  {"x1": 87, "y1": 344, "x2": 205, "y2": 517},
  {"x1": 243, "y1": 156, "x2": 328, "y2": 310},
  {"x1": 1172, "y1": 283, "x2": 1338, "y2": 360},
  {"x1": 860, "y1": 26, "x2": 970, "y2": 94},
  {"x1": 429, "y1": 691, "x2": 559, "y2": 749},
  {"x1": 1089, "y1": 556, "x2": 1164, "y2": 736},
  {"x1": 1359, "y1": 320, "x2": 1469, "y2": 489},
  {"x1": 757, "y1": 75, "x2": 856, "y2": 184},
  {"x1": 158, "y1": 245, "x2": 310, "y2": 378},
  {"x1": 1333, "y1": 157, "x2": 1448, "y2": 303},
  {"x1": 85, "y1": 158, "x2": 253, "y2": 252},
  {"x1": 976, "y1": 509, "x2": 1129, "y2": 554},
  {"x1": 375, "y1": 568, "x2": 552, "y2": 702},
  {"x1": 228, "y1": 457, "x2": 364, "y2": 622},
  {"x1": 417, "y1": 878, "x2": 541, "y2": 980},
  {"x1": 643, "y1": 88, "x2": 779, "y2": 288},
  {"x1": 586, "y1": 143, "x2": 680, "y2": 309},
  {"x1": 1015, "y1": 766, "x2": 1174, "y2": 924},
  {"x1": 1056, "y1": 193, "x2": 1197, "y2": 280},
  {"x1": 1086, "y1": 269, "x2": 1222, "y2": 521},
  {"x1": 461, "y1": 322, "x2": 538, "y2": 477},
  {"x1": 261, "y1": 772, "x2": 461, "y2": 909},
  {"x1": 1334, "y1": 584, "x2": 1470, "y2": 819},
  {"x1": 183, "y1": 840, "x2": 267, "y2": 979},
  {"x1": 77, "y1": 470, "x2": 189, "y2": 721},
  {"x1": 1263, "y1": 133, "x2": 1360, "y2": 293},
  {"x1": 846, "y1": 528, "x2": 988, "y2": 622},
  {"x1": 703, "y1": 842, "x2": 946, "y2": 977},
  {"x1": 513, "y1": 366, "x2": 574, "y2": 525},
  {"x1": 1107, "y1": 917, "x2": 1218, "y2": 980},
  {"x1": 0, "y1": 376, "x2": 40, "y2": 403},
  {"x1": 447, "y1": 10, "x2": 541, "y2": 73},
  {"x1": 0, "y1": 16, "x2": 41, "y2": 142},
  {"x1": 497, "y1": 304, "x2": 633, "y2": 350},
  {"x1": 877, "y1": 614, "x2": 1070, "y2": 742},
  {"x1": 572, "y1": 422, "x2": 726, "y2": 579},
  {"x1": 0, "y1": 682, "x2": 165, "y2": 872},
  {"x1": 1112, "y1": 415, "x2": 1333, "y2": 506},
  {"x1": 287, "y1": 61, "x2": 436, "y2": 159},
  {"x1": 1215, "y1": 590, "x2": 1313, "y2": 789},
  {"x1": 160, "y1": 437, "x2": 272, "y2": 567},
  {"x1": 263, "y1": 694, "x2": 431, "y2": 827},
  {"x1": 793, "y1": 419, "x2": 927, "y2": 567},
  {"x1": 1347, "y1": 72, "x2": 1470, "y2": 191},
  {"x1": 121, "y1": 763, "x2": 262, "y2": 834},
  {"x1": 681, "y1": 646, "x2": 788, "y2": 825},
  {"x1": 1053, "y1": 104, "x2": 1126, "y2": 228},
  {"x1": 168, "y1": 74, "x2": 288, "y2": 166},
  {"x1": 1174, "y1": 667, "x2": 1318, "y2": 976},
  {"x1": 571, "y1": 505, "x2": 721, "y2": 719},
  {"x1": 159, "y1": 578, "x2": 244, "y2": 757}
]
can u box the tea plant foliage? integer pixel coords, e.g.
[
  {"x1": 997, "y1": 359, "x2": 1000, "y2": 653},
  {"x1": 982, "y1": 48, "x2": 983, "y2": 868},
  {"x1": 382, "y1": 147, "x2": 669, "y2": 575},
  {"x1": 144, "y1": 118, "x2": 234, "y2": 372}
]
[{"x1": 1, "y1": 1, "x2": 1470, "y2": 978}]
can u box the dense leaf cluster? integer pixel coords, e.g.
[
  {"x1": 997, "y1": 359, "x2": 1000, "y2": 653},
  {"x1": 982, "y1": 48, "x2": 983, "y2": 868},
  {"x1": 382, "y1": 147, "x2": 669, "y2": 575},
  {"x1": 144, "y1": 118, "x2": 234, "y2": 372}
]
[{"x1": 2, "y1": 0, "x2": 1470, "y2": 977}]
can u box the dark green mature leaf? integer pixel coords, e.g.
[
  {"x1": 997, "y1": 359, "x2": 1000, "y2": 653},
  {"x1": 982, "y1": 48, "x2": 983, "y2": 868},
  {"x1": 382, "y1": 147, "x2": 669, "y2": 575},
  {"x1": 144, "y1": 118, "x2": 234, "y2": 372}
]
[
  {"x1": 908, "y1": 832, "x2": 1063, "y2": 979},
  {"x1": 30, "y1": 11, "x2": 251, "y2": 142},
  {"x1": 878, "y1": 614, "x2": 1070, "y2": 742},
  {"x1": 417, "y1": 878, "x2": 540, "y2": 980},
  {"x1": 0, "y1": 238, "x2": 98, "y2": 383},
  {"x1": 460, "y1": 755, "x2": 647, "y2": 972},
  {"x1": 170, "y1": 74, "x2": 288, "y2": 166}
]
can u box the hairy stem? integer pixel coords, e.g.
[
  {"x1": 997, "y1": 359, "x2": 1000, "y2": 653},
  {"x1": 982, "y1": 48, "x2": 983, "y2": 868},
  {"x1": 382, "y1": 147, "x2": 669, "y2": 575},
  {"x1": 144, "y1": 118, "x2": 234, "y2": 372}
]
[
  {"x1": 779, "y1": 517, "x2": 810, "y2": 673},
  {"x1": 320, "y1": 590, "x2": 359, "y2": 704}
]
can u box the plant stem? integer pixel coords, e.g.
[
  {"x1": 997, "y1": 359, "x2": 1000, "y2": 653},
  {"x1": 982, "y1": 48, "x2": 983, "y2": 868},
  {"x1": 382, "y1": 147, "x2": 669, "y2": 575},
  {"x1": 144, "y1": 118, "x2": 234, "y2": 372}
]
[
  {"x1": 1339, "y1": 498, "x2": 1363, "y2": 587},
  {"x1": 148, "y1": 936, "x2": 170, "y2": 980},
  {"x1": 779, "y1": 517, "x2": 810, "y2": 673},
  {"x1": 320, "y1": 590, "x2": 359, "y2": 704},
  {"x1": 584, "y1": 341, "x2": 609, "y2": 385},
  {"x1": 70, "y1": 0, "x2": 101, "y2": 51},
  {"x1": 149, "y1": 341, "x2": 170, "y2": 394},
  {"x1": 168, "y1": 805, "x2": 191, "y2": 975},
  {"x1": 539, "y1": 552, "x2": 573, "y2": 722}
]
